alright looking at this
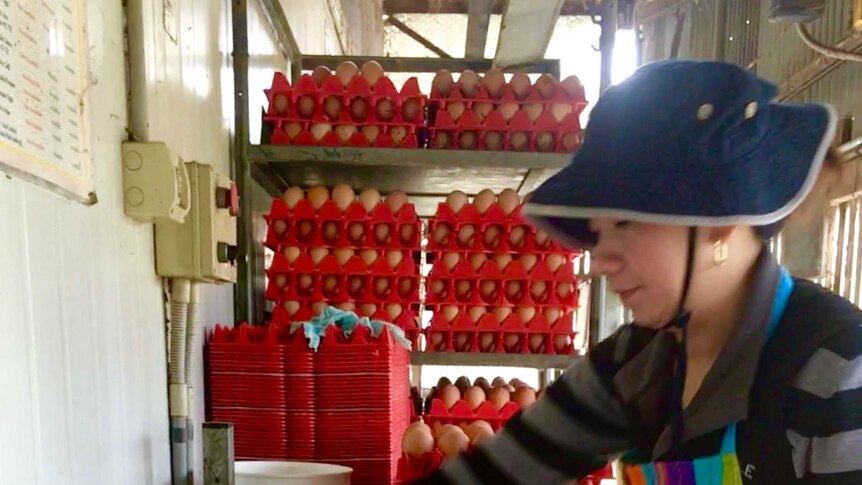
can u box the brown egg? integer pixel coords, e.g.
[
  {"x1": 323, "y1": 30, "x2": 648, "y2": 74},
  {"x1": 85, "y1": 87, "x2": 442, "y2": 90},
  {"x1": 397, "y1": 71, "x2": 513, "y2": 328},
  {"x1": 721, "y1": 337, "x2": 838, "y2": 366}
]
[
  {"x1": 274, "y1": 274, "x2": 288, "y2": 289},
  {"x1": 336, "y1": 301, "x2": 356, "y2": 312},
  {"x1": 297, "y1": 95, "x2": 316, "y2": 118},
  {"x1": 518, "y1": 307, "x2": 536, "y2": 322},
  {"x1": 473, "y1": 189, "x2": 496, "y2": 214},
  {"x1": 483, "y1": 131, "x2": 504, "y2": 150},
  {"x1": 402, "y1": 421, "x2": 435, "y2": 458},
  {"x1": 386, "y1": 190, "x2": 408, "y2": 213},
  {"x1": 430, "y1": 279, "x2": 446, "y2": 296},
  {"x1": 531, "y1": 281, "x2": 547, "y2": 302},
  {"x1": 483, "y1": 225, "x2": 502, "y2": 249},
  {"x1": 376, "y1": 97, "x2": 395, "y2": 121},
  {"x1": 535, "y1": 74, "x2": 558, "y2": 99},
  {"x1": 272, "y1": 220, "x2": 288, "y2": 236},
  {"x1": 473, "y1": 102, "x2": 493, "y2": 121},
  {"x1": 437, "y1": 377, "x2": 453, "y2": 389},
  {"x1": 321, "y1": 221, "x2": 338, "y2": 244},
  {"x1": 433, "y1": 224, "x2": 451, "y2": 245},
  {"x1": 359, "y1": 303, "x2": 378, "y2": 316},
  {"x1": 437, "y1": 427, "x2": 470, "y2": 459},
  {"x1": 360, "y1": 249, "x2": 379, "y2": 266},
  {"x1": 298, "y1": 274, "x2": 314, "y2": 290},
  {"x1": 402, "y1": 98, "x2": 421, "y2": 121},
  {"x1": 311, "y1": 66, "x2": 331, "y2": 87},
  {"x1": 506, "y1": 281, "x2": 523, "y2": 301},
  {"x1": 324, "y1": 96, "x2": 342, "y2": 120},
  {"x1": 479, "y1": 333, "x2": 496, "y2": 352},
  {"x1": 311, "y1": 301, "x2": 327, "y2": 315},
  {"x1": 513, "y1": 387, "x2": 537, "y2": 408},
  {"x1": 347, "y1": 275, "x2": 364, "y2": 296},
  {"x1": 467, "y1": 306, "x2": 487, "y2": 322},
  {"x1": 458, "y1": 70, "x2": 481, "y2": 97},
  {"x1": 466, "y1": 421, "x2": 495, "y2": 447},
  {"x1": 432, "y1": 70, "x2": 454, "y2": 97},
  {"x1": 497, "y1": 189, "x2": 520, "y2": 214},
  {"x1": 509, "y1": 131, "x2": 530, "y2": 151},
  {"x1": 482, "y1": 68, "x2": 506, "y2": 99},
  {"x1": 524, "y1": 103, "x2": 545, "y2": 122},
  {"x1": 498, "y1": 102, "x2": 519, "y2": 121},
  {"x1": 509, "y1": 378, "x2": 525, "y2": 388},
  {"x1": 331, "y1": 184, "x2": 355, "y2": 210},
  {"x1": 458, "y1": 224, "x2": 476, "y2": 246},
  {"x1": 387, "y1": 250, "x2": 404, "y2": 269},
  {"x1": 400, "y1": 224, "x2": 416, "y2": 245},
  {"x1": 544, "y1": 307, "x2": 563, "y2": 324},
  {"x1": 480, "y1": 280, "x2": 497, "y2": 299},
  {"x1": 560, "y1": 75, "x2": 584, "y2": 97},
  {"x1": 361, "y1": 125, "x2": 380, "y2": 144},
  {"x1": 272, "y1": 93, "x2": 289, "y2": 115},
  {"x1": 520, "y1": 254, "x2": 538, "y2": 272},
  {"x1": 374, "y1": 277, "x2": 391, "y2": 298},
  {"x1": 359, "y1": 188, "x2": 381, "y2": 212},
  {"x1": 464, "y1": 386, "x2": 486, "y2": 410},
  {"x1": 335, "y1": 124, "x2": 357, "y2": 142},
  {"x1": 550, "y1": 102, "x2": 573, "y2": 123},
  {"x1": 335, "y1": 248, "x2": 354, "y2": 266},
  {"x1": 493, "y1": 307, "x2": 512, "y2": 323},
  {"x1": 455, "y1": 281, "x2": 472, "y2": 301},
  {"x1": 509, "y1": 226, "x2": 527, "y2": 249},
  {"x1": 529, "y1": 334, "x2": 546, "y2": 353},
  {"x1": 282, "y1": 300, "x2": 300, "y2": 315},
  {"x1": 390, "y1": 126, "x2": 408, "y2": 146},
  {"x1": 536, "y1": 132, "x2": 556, "y2": 152},
  {"x1": 439, "y1": 385, "x2": 461, "y2": 410},
  {"x1": 335, "y1": 61, "x2": 359, "y2": 87},
  {"x1": 491, "y1": 377, "x2": 507, "y2": 388},
  {"x1": 283, "y1": 246, "x2": 301, "y2": 262},
  {"x1": 322, "y1": 275, "x2": 339, "y2": 294},
  {"x1": 557, "y1": 282, "x2": 574, "y2": 300},
  {"x1": 430, "y1": 332, "x2": 445, "y2": 349},
  {"x1": 458, "y1": 131, "x2": 478, "y2": 150},
  {"x1": 386, "y1": 303, "x2": 403, "y2": 320},
  {"x1": 282, "y1": 186, "x2": 305, "y2": 208},
  {"x1": 285, "y1": 121, "x2": 303, "y2": 140},
  {"x1": 443, "y1": 252, "x2": 461, "y2": 270},
  {"x1": 535, "y1": 230, "x2": 550, "y2": 248},
  {"x1": 446, "y1": 191, "x2": 469, "y2": 214},
  {"x1": 296, "y1": 220, "x2": 314, "y2": 241},
  {"x1": 488, "y1": 387, "x2": 511, "y2": 410},
  {"x1": 547, "y1": 254, "x2": 565, "y2": 273},
  {"x1": 510, "y1": 72, "x2": 532, "y2": 100},
  {"x1": 310, "y1": 247, "x2": 329, "y2": 265},
  {"x1": 561, "y1": 131, "x2": 581, "y2": 152},
  {"x1": 554, "y1": 334, "x2": 573, "y2": 353},
  {"x1": 446, "y1": 101, "x2": 466, "y2": 121},
  {"x1": 454, "y1": 376, "x2": 472, "y2": 394},
  {"x1": 469, "y1": 253, "x2": 487, "y2": 271},
  {"x1": 494, "y1": 254, "x2": 513, "y2": 270},
  {"x1": 441, "y1": 305, "x2": 460, "y2": 322},
  {"x1": 435, "y1": 423, "x2": 461, "y2": 440},
  {"x1": 348, "y1": 222, "x2": 365, "y2": 244},
  {"x1": 374, "y1": 223, "x2": 392, "y2": 244},
  {"x1": 349, "y1": 98, "x2": 369, "y2": 122},
  {"x1": 360, "y1": 60, "x2": 384, "y2": 87},
  {"x1": 310, "y1": 123, "x2": 332, "y2": 141},
  {"x1": 308, "y1": 185, "x2": 330, "y2": 209},
  {"x1": 433, "y1": 131, "x2": 451, "y2": 149}
]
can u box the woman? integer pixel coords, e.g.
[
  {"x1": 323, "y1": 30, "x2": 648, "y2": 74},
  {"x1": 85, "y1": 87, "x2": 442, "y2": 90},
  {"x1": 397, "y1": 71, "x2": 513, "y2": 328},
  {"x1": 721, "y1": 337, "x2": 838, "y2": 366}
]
[{"x1": 418, "y1": 61, "x2": 862, "y2": 484}]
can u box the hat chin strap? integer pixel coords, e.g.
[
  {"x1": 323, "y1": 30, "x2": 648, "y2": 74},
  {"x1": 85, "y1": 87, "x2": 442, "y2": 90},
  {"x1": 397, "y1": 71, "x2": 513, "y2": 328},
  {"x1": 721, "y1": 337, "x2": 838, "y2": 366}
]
[{"x1": 665, "y1": 226, "x2": 698, "y2": 456}]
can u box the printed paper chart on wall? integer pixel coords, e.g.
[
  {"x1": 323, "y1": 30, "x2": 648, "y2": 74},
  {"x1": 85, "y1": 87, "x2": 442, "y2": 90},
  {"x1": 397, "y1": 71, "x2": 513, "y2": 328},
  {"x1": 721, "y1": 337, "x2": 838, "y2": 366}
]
[{"x1": 0, "y1": 0, "x2": 93, "y2": 203}]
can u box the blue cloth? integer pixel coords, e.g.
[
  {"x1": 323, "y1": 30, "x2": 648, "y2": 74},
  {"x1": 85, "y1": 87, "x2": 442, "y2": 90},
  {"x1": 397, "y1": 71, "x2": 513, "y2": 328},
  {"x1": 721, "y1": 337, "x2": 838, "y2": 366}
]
[
  {"x1": 523, "y1": 60, "x2": 837, "y2": 249},
  {"x1": 289, "y1": 306, "x2": 413, "y2": 351}
]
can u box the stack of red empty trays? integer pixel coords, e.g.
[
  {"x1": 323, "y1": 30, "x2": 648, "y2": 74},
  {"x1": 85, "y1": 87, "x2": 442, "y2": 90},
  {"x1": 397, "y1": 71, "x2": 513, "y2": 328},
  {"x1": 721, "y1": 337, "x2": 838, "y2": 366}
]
[
  {"x1": 314, "y1": 322, "x2": 411, "y2": 484},
  {"x1": 424, "y1": 200, "x2": 580, "y2": 355},
  {"x1": 206, "y1": 323, "x2": 316, "y2": 461},
  {"x1": 428, "y1": 76, "x2": 587, "y2": 152},
  {"x1": 263, "y1": 72, "x2": 426, "y2": 148},
  {"x1": 263, "y1": 195, "x2": 423, "y2": 347}
]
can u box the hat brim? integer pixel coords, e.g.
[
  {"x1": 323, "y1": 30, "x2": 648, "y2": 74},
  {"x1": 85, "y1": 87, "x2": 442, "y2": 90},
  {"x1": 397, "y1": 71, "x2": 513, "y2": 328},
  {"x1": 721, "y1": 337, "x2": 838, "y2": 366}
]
[{"x1": 523, "y1": 103, "x2": 838, "y2": 248}]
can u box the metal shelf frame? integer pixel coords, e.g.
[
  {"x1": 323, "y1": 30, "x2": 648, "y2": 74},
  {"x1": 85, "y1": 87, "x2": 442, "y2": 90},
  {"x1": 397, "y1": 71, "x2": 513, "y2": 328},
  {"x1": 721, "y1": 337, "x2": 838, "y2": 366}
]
[{"x1": 232, "y1": 0, "x2": 619, "y2": 350}]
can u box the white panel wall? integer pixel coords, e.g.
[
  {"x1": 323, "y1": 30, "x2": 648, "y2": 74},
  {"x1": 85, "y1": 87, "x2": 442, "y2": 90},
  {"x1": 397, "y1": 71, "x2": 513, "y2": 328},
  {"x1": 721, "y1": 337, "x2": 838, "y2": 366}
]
[{"x1": 0, "y1": 0, "x2": 171, "y2": 483}]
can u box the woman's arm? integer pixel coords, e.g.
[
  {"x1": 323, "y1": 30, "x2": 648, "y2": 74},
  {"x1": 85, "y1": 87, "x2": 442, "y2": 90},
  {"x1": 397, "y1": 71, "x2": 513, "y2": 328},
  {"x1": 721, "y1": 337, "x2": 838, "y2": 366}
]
[
  {"x1": 415, "y1": 331, "x2": 638, "y2": 485},
  {"x1": 785, "y1": 322, "x2": 862, "y2": 484}
]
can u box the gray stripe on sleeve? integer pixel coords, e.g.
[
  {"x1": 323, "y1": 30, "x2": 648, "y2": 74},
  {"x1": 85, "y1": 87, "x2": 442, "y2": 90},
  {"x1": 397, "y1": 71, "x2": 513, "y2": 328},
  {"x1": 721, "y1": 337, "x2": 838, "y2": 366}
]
[
  {"x1": 520, "y1": 359, "x2": 629, "y2": 456},
  {"x1": 793, "y1": 349, "x2": 862, "y2": 399},
  {"x1": 787, "y1": 428, "x2": 862, "y2": 477},
  {"x1": 478, "y1": 428, "x2": 573, "y2": 485}
]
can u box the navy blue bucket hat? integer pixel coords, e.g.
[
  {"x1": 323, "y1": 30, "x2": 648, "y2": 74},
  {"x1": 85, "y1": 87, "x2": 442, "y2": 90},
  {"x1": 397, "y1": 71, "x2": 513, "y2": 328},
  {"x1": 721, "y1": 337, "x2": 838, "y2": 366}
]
[{"x1": 523, "y1": 60, "x2": 838, "y2": 248}]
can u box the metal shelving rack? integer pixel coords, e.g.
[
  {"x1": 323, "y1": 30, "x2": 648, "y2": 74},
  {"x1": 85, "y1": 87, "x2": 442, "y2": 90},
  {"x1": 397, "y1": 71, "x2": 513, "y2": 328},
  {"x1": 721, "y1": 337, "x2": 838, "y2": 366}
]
[{"x1": 231, "y1": 0, "x2": 620, "y2": 374}]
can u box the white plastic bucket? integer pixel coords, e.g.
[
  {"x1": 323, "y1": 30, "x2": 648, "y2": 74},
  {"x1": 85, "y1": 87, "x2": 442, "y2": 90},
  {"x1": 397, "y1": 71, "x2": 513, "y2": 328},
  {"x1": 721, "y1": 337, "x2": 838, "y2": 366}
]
[{"x1": 234, "y1": 461, "x2": 352, "y2": 485}]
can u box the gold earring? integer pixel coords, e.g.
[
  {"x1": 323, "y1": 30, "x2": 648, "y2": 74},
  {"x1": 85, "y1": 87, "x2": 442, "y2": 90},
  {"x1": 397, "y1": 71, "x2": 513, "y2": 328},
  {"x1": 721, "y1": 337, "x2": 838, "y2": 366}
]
[{"x1": 714, "y1": 240, "x2": 729, "y2": 266}]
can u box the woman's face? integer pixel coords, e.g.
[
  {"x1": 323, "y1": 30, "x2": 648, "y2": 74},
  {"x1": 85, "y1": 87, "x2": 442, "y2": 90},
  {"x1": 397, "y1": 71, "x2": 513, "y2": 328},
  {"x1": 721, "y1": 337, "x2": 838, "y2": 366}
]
[{"x1": 588, "y1": 218, "x2": 692, "y2": 328}]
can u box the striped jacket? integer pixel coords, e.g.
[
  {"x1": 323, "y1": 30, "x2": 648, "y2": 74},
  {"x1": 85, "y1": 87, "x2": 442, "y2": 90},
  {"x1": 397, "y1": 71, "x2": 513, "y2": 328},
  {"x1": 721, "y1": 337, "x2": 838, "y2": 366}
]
[{"x1": 420, "y1": 256, "x2": 862, "y2": 484}]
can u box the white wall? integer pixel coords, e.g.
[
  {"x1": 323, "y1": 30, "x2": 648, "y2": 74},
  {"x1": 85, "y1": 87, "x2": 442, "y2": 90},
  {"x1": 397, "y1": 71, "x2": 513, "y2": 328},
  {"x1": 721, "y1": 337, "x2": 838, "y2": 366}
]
[{"x1": 0, "y1": 0, "x2": 172, "y2": 483}]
